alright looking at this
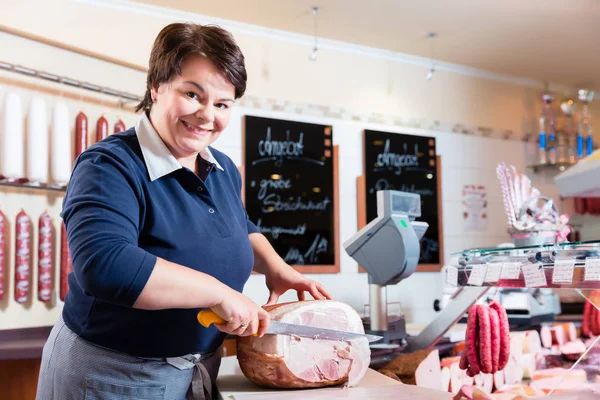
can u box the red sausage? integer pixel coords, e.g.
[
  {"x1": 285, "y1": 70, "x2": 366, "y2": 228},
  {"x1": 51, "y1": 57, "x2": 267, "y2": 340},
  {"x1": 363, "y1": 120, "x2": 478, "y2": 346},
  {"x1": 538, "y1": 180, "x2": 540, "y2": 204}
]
[
  {"x1": 75, "y1": 111, "x2": 88, "y2": 159},
  {"x1": 582, "y1": 300, "x2": 591, "y2": 337},
  {"x1": 489, "y1": 307, "x2": 500, "y2": 374},
  {"x1": 114, "y1": 119, "x2": 126, "y2": 133},
  {"x1": 459, "y1": 351, "x2": 469, "y2": 370},
  {"x1": 490, "y1": 301, "x2": 510, "y2": 370},
  {"x1": 14, "y1": 210, "x2": 31, "y2": 303},
  {"x1": 477, "y1": 305, "x2": 493, "y2": 374},
  {"x1": 464, "y1": 304, "x2": 481, "y2": 375},
  {"x1": 0, "y1": 210, "x2": 5, "y2": 301},
  {"x1": 38, "y1": 211, "x2": 53, "y2": 302},
  {"x1": 59, "y1": 222, "x2": 72, "y2": 302},
  {"x1": 96, "y1": 115, "x2": 109, "y2": 143}
]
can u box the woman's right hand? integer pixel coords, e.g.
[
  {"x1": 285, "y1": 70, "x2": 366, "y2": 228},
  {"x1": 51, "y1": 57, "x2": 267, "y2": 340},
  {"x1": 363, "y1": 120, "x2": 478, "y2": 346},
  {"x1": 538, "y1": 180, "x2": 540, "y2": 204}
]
[{"x1": 211, "y1": 287, "x2": 271, "y2": 337}]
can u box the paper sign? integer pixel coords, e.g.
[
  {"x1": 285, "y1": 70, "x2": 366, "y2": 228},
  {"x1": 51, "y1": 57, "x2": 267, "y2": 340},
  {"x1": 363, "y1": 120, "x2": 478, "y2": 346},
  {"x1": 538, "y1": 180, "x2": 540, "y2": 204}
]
[
  {"x1": 467, "y1": 264, "x2": 487, "y2": 286},
  {"x1": 552, "y1": 260, "x2": 575, "y2": 284},
  {"x1": 522, "y1": 263, "x2": 547, "y2": 287},
  {"x1": 585, "y1": 258, "x2": 600, "y2": 281},
  {"x1": 501, "y1": 262, "x2": 521, "y2": 279},
  {"x1": 446, "y1": 265, "x2": 458, "y2": 286},
  {"x1": 485, "y1": 263, "x2": 502, "y2": 283}
]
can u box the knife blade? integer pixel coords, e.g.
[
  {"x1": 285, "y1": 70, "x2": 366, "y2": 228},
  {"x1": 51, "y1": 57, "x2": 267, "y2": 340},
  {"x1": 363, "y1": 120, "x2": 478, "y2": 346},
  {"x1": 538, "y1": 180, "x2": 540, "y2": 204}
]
[{"x1": 197, "y1": 310, "x2": 382, "y2": 343}]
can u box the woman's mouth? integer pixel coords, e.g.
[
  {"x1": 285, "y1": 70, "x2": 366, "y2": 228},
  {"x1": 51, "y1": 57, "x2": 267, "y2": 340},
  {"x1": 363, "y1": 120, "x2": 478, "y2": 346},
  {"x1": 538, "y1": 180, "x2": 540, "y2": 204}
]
[{"x1": 181, "y1": 120, "x2": 212, "y2": 136}]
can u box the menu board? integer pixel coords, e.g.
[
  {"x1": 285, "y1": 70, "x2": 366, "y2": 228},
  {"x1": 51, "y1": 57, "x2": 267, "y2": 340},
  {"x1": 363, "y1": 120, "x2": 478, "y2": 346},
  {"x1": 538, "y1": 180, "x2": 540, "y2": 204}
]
[
  {"x1": 364, "y1": 129, "x2": 441, "y2": 266},
  {"x1": 244, "y1": 116, "x2": 336, "y2": 269}
]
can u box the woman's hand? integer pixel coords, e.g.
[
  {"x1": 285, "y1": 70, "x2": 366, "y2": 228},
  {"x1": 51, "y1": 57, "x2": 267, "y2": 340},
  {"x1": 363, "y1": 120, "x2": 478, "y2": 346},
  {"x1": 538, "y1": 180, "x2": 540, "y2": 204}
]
[
  {"x1": 211, "y1": 287, "x2": 271, "y2": 337},
  {"x1": 265, "y1": 262, "x2": 333, "y2": 306}
]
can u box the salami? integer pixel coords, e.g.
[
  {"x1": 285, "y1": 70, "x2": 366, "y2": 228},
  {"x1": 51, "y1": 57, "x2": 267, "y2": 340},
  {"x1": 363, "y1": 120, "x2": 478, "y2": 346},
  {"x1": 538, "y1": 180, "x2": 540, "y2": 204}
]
[
  {"x1": 465, "y1": 304, "x2": 481, "y2": 375},
  {"x1": 0, "y1": 210, "x2": 5, "y2": 301},
  {"x1": 489, "y1": 307, "x2": 500, "y2": 374},
  {"x1": 96, "y1": 115, "x2": 109, "y2": 143},
  {"x1": 38, "y1": 212, "x2": 53, "y2": 302},
  {"x1": 75, "y1": 111, "x2": 88, "y2": 159},
  {"x1": 477, "y1": 305, "x2": 493, "y2": 374},
  {"x1": 59, "y1": 222, "x2": 72, "y2": 302},
  {"x1": 489, "y1": 301, "x2": 510, "y2": 370},
  {"x1": 14, "y1": 210, "x2": 31, "y2": 303},
  {"x1": 114, "y1": 119, "x2": 126, "y2": 133}
]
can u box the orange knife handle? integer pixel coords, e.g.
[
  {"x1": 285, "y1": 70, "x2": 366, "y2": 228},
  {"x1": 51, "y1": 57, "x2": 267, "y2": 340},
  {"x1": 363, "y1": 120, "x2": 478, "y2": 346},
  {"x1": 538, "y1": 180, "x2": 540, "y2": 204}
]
[{"x1": 197, "y1": 310, "x2": 227, "y2": 327}]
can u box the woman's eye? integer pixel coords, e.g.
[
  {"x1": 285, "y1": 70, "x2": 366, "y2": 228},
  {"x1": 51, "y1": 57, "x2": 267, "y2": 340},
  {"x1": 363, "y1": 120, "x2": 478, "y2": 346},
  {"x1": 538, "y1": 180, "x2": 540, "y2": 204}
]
[
  {"x1": 186, "y1": 92, "x2": 199, "y2": 100},
  {"x1": 216, "y1": 103, "x2": 229, "y2": 110}
]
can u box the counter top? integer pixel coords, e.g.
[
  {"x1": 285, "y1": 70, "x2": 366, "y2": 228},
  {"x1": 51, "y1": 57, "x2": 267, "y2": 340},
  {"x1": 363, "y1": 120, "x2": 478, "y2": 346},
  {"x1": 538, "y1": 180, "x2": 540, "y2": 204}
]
[
  {"x1": 216, "y1": 356, "x2": 452, "y2": 400},
  {"x1": 0, "y1": 326, "x2": 52, "y2": 360}
]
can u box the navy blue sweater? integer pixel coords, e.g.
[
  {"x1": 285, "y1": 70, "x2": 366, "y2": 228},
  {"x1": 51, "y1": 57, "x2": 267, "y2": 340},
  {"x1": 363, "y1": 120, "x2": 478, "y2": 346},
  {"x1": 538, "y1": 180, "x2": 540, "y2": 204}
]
[{"x1": 60, "y1": 124, "x2": 257, "y2": 358}]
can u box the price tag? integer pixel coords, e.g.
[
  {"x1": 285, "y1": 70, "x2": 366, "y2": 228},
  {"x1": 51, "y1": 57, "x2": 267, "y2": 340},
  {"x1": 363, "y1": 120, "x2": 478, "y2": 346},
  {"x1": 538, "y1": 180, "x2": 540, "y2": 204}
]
[
  {"x1": 584, "y1": 257, "x2": 600, "y2": 281},
  {"x1": 522, "y1": 263, "x2": 547, "y2": 287},
  {"x1": 552, "y1": 259, "x2": 575, "y2": 284},
  {"x1": 467, "y1": 264, "x2": 487, "y2": 286},
  {"x1": 485, "y1": 263, "x2": 502, "y2": 283},
  {"x1": 501, "y1": 262, "x2": 521, "y2": 279},
  {"x1": 446, "y1": 265, "x2": 458, "y2": 286}
]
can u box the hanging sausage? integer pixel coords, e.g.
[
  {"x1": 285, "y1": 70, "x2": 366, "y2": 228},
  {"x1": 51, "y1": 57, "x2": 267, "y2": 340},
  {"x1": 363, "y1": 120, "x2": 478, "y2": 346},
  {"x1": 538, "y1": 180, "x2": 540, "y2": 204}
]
[
  {"x1": 59, "y1": 222, "x2": 72, "y2": 302},
  {"x1": 14, "y1": 210, "x2": 31, "y2": 303},
  {"x1": 0, "y1": 92, "x2": 26, "y2": 182},
  {"x1": 27, "y1": 96, "x2": 49, "y2": 185},
  {"x1": 75, "y1": 110, "x2": 88, "y2": 158},
  {"x1": 51, "y1": 101, "x2": 71, "y2": 187},
  {"x1": 38, "y1": 211, "x2": 53, "y2": 303},
  {"x1": 96, "y1": 115, "x2": 109, "y2": 143},
  {"x1": 0, "y1": 210, "x2": 5, "y2": 301},
  {"x1": 114, "y1": 119, "x2": 126, "y2": 133}
]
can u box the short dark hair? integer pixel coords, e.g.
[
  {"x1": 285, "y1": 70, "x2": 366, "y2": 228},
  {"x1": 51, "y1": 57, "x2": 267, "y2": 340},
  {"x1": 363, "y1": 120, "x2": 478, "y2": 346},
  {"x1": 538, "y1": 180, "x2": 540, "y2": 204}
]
[{"x1": 136, "y1": 23, "x2": 247, "y2": 112}]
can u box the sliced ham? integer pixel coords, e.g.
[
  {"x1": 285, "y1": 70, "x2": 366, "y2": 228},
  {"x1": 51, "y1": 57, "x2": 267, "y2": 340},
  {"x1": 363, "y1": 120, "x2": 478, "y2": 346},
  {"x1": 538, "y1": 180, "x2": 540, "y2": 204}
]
[
  {"x1": 474, "y1": 372, "x2": 494, "y2": 393},
  {"x1": 550, "y1": 326, "x2": 566, "y2": 346},
  {"x1": 237, "y1": 300, "x2": 370, "y2": 389},
  {"x1": 560, "y1": 339, "x2": 587, "y2": 361},
  {"x1": 441, "y1": 366, "x2": 451, "y2": 392},
  {"x1": 519, "y1": 353, "x2": 536, "y2": 379},
  {"x1": 539, "y1": 325, "x2": 553, "y2": 349},
  {"x1": 532, "y1": 367, "x2": 587, "y2": 382},
  {"x1": 379, "y1": 349, "x2": 442, "y2": 391},
  {"x1": 555, "y1": 323, "x2": 577, "y2": 342}
]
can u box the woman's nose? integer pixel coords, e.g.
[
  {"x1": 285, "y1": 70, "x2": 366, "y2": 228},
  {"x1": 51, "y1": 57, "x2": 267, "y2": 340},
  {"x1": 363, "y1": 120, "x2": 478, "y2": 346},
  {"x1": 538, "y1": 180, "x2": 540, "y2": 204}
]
[{"x1": 195, "y1": 105, "x2": 215, "y2": 123}]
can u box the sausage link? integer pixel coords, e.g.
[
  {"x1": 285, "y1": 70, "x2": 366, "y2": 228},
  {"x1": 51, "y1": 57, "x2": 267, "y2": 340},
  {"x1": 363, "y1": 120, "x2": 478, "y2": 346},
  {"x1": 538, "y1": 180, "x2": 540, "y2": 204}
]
[
  {"x1": 14, "y1": 210, "x2": 31, "y2": 303},
  {"x1": 37, "y1": 211, "x2": 53, "y2": 302},
  {"x1": 465, "y1": 304, "x2": 481, "y2": 375},
  {"x1": 489, "y1": 307, "x2": 500, "y2": 374},
  {"x1": 113, "y1": 119, "x2": 126, "y2": 133},
  {"x1": 477, "y1": 305, "x2": 493, "y2": 374},
  {"x1": 582, "y1": 299, "x2": 591, "y2": 337},
  {"x1": 490, "y1": 301, "x2": 510, "y2": 370},
  {"x1": 59, "y1": 222, "x2": 72, "y2": 302},
  {"x1": 74, "y1": 111, "x2": 88, "y2": 159},
  {"x1": 0, "y1": 210, "x2": 5, "y2": 301},
  {"x1": 95, "y1": 115, "x2": 109, "y2": 143},
  {"x1": 459, "y1": 351, "x2": 469, "y2": 370}
]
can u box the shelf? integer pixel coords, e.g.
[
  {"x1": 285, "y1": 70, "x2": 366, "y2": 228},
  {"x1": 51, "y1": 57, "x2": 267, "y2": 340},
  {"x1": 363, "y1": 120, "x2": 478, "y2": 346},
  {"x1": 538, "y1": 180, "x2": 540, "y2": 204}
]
[
  {"x1": 0, "y1": 180, "x2": 66, "y2": 193},
  {"x1": 527, "y1": 162, "x2": 576, "y2": 173}
]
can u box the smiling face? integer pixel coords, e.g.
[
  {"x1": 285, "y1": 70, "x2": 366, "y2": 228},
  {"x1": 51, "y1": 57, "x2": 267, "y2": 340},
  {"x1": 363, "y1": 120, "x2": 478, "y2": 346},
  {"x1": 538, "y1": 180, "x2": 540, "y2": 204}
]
[{"x1": 149, "y1": 55, "x2": 235, "y2": 169}]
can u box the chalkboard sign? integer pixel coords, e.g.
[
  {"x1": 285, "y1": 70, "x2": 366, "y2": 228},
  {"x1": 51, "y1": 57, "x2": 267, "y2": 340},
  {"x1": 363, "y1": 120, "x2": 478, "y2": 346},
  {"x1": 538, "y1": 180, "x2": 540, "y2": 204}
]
[
  {"x1": 364, "y1": 130, "x2": 441, "y2": 266},
  {"x1": 244, "y1": 116, "x2": 337, "y2": 270}
]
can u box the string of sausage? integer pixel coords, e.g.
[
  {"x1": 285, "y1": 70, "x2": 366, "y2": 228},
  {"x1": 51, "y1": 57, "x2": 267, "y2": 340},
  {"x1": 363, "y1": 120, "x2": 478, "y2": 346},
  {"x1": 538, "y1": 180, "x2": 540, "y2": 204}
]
[
  {"x1": 0, "y1": 210, "x2": 5, "y2": 301},
  {"x1": 459, "y1": 301, "x2": 510, "y2": 376},
  {"x1": 584, "y1": 290, "x2": 600, "y2": 337}
]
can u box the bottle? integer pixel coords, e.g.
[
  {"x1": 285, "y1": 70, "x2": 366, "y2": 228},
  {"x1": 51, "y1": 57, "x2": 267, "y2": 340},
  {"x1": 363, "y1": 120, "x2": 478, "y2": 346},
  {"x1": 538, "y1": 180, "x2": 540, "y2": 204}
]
[
  {"x1": 539, "y1": 93, "x2": 556, "y2": 165},
  {"x1": 559, "y1": 98, "x2": 576, "y2": 164},
  {"x1": 578, "y1": 89, "x2": 594, "y2": 158}
]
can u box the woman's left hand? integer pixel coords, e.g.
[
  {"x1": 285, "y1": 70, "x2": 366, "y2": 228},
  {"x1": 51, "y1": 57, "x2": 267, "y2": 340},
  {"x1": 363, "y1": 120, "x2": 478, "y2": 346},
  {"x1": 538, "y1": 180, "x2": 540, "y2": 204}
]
[{"x1": 264, "y1": 262, "x2": 333, "y2": 306}]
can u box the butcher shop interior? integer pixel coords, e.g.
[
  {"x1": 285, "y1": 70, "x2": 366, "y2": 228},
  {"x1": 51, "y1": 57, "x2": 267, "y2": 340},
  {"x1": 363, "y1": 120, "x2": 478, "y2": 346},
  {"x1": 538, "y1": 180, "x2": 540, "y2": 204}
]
[{"x1": 3, "y1": 1, "x2": 600, "y2": 399}]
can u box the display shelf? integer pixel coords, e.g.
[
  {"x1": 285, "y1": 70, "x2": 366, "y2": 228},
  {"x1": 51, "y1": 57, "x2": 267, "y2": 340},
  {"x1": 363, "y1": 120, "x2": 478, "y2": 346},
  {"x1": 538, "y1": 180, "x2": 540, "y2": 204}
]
[
  {"x1": 448, "y1": 240, "x2": 600, "y2": 289},
  {"x1": 527, "y1": 161, "x2": 576, "y2": 174},
  {"x1": 0, "y1": 180, "x2": 66, "y2": 193}
]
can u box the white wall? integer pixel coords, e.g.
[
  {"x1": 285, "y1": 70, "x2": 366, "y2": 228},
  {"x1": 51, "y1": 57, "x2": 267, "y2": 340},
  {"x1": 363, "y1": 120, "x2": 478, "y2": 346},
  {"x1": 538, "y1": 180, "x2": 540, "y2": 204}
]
[{"x1": 0, "y1": 0, "x2": 577, "y2": 329}]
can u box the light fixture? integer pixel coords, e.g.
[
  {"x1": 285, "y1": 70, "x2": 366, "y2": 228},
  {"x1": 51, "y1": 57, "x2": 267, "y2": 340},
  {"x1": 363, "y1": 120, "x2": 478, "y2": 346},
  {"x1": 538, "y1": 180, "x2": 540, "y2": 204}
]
[
  {"x1": 309, "y1": 7, "x2": 319, "y2": 61},
  {"x1": 425, "y1": 32, "x2": 437, "y2": 81}
]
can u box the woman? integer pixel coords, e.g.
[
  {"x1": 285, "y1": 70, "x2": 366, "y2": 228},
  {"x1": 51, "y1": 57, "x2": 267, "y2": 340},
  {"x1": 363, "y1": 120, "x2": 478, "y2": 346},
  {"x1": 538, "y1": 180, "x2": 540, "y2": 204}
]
[{"x1": 36, "y1": 22, "x2": 331, "y2": 400}]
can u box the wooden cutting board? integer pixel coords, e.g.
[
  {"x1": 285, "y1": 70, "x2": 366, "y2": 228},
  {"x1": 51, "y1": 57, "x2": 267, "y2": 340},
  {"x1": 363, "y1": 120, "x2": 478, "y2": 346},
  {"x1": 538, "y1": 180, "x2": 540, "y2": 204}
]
[{"x1": 216, "y1": 356, "x2": 453, "y2": 400}]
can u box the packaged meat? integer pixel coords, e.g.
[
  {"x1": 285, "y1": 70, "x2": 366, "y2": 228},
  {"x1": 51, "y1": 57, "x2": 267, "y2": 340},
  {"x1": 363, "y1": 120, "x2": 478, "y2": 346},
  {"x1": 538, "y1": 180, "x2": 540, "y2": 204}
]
[
  {"x1": 237, "y1": 300, "x2": 370, "y2": 389},
  {"x1": 59, "y1": 222, "x2": 72, "y2": 301},
  {"x1": 114, "y1": 119, "x2": 126, "y2": 133},
  {"x1": 379, "y1": 349, "x2": 442, "y2": 391},
  {"x1": 0, "y1": 92, "x2": 26, "y2": 182},
  {"x1": 51, "y1": 101, "x2": 71, "y2": 186},
  {"x1": 14, "y1": 210, "x2": 31, "y2": 303},
  {"x1": 38, "y1": 211, "x2": 53, "y2": 302},
  {"x1": 96, "y1": 115, "x2": 109, "y2": 143},
  {"x1": 26, "y1": 96, "x2": 49, "y2": 185},
  {"x1": 74, "y1": 111, "x2": 88, "y2": 158},
  {"x1": 0, "y1": 210, "x2": 5, "y2": 301}
]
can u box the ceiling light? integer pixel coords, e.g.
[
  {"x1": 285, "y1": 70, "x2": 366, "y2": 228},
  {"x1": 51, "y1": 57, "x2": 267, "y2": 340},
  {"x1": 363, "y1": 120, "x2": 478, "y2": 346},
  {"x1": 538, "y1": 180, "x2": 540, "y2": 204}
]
[{"x1": 309, "y1": 7, "x2": 319, "y2": 61}]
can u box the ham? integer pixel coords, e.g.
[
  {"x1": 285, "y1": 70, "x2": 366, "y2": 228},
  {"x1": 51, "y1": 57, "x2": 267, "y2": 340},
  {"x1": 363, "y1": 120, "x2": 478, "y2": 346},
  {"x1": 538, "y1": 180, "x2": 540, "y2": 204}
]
[
  {"x1": 532, "y1": 367, "x2": 587, "y2": 382},
  {"x1": 379, "y1": 349, "x2": 442, "y2": 391},
  {"x1": 560, "y1": 339, "x2": 587, "y2": 361},
  {"x1": 237, "y1": 300, "x2": 370, "y2": 389}
]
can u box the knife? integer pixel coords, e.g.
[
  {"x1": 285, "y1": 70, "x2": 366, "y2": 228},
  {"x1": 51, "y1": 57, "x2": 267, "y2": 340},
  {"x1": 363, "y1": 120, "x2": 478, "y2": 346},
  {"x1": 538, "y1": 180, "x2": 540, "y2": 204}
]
[{"x1": 197, "y1": 310, "x2": 382, "y2": 343}]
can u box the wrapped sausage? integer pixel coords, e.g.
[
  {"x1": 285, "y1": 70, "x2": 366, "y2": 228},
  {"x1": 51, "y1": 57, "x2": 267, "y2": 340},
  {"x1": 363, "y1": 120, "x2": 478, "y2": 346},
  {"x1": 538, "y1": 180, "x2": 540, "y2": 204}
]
[
  {"x1": 38, "y1": 211, "x2": 53, "y2": 302},
  {"x1": 0, "y1": 92, "x2": 26, "y2": 182},
  {"x1": 0, "y1": 210, "x2": 5, "y2": 301},
  {"x1": 96, "y1": 115, "x2": 109, "y2": 143},
  {"x1": 51, "y1": 101, "x2": 71, "y2": 186},
  {"x1": 14, "y1": 210, "x2": 31, "y2": 303},
  {"x1": 74, "y1": 111, "x2": 88, "y2": 158},
  {"x1": 114, "y1": 119, "x2": 126, "y2": 133},
  {"x1": 26, "y1": 96, "x2": 49, "y2": 185},
  {"x1": 59, "y1": 222, "x2": 72, "y2": 301}
]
